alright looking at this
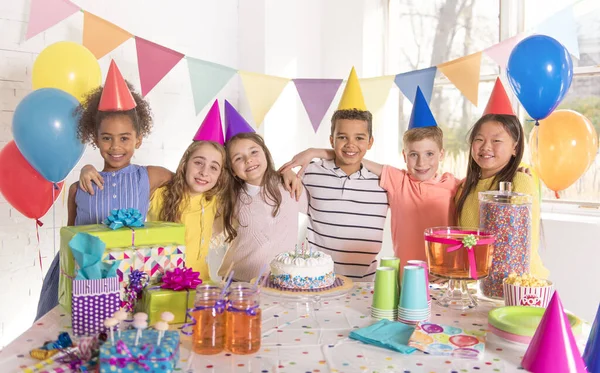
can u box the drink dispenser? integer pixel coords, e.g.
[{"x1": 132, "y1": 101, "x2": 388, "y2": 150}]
[{"x1": 478, "y1": 182, "x2": 532, "y2": 298}]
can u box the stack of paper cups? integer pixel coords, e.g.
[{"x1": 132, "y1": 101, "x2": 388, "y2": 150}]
[
  {"x1": 398, "y1": 265, "x2": 430, "y2": 325},
  {"x1": 379, "y1": 257, "x2": 400, "y2": 307},
  {"x1": 371, "y1": 267, "x2": 398, "y2": 321},
  {"x1": 406, "y1": 259, "x2": 432, "y2": 310}
]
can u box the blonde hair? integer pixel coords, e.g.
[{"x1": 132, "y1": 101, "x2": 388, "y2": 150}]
[
  {"x1": 403, "y1": 126, "x2": 444, "y2": 150},
  {"x1": 159, "y1": 141, "x2": 228, "y2": 222}
]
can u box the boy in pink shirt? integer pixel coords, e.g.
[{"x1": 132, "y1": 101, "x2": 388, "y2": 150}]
[{"x1": 282, "y1": 87, "x2": 460, "y2": 270}]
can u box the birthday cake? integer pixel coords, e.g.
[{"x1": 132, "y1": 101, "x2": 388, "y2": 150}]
[
  {"x1": 270, "y1": 250, "x2": 335, "y2": 289},
  {"x1": 99, "y1": 329, "x2": 179, "y2": 373}
]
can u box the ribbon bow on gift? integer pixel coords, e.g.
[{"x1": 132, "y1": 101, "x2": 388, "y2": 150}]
[
  {"x1": 121, "y1": 270, "x2": 150, "y2": 312},
  {"x1": 106, "y1": 341, "x2": 154, "y2": 370},
  {"x1": 103, "y1": 208, "x2": 144, "y2": 230},
  {"x1": 425, "y1": 230, "x2": 495, "y2": 280},
  {"x1": 160, "y1": 268, "x2": 202, "y2": 291}
]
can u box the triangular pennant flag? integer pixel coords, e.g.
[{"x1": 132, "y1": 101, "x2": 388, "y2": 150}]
[
  {"x1": 293, "y1": 79, "x2": 342, "y2": 132},
  {"x1": 394, "y1": 67, "x2": 437, "y2": 104},
  {"x1": 483, "y1": 78, "x2": 515, "y2": 116},
  {"x1": 239, "y1": 71, "x2": 290, "y2": 127},
  {"x1": 193, "y1": 100, "x2": 225, "y2": 144},
  {"x1": 360, "y1": 75, "x2": 395, "y2": 114},
  {"x1": 135, "y1": 37, "x2": 185, "y2": 97},
  {"x1": 25, "y1": 0, "x2": 80, "y2": 40},
  {"x1": 484, "y1": 34, "x2": 529, "y2": 69},
  {"x1": 338, "y1": 67, "x2": 366, "y2": 110},
  {"x1": 522, "y1": 292, "x2": 587, "y2": 373},
  {"x1": 408, "y1": 87, "x2": 438, "y2": 130},
  {"x1": 83, "y1": 12, "x2": 132, "y2": 59},
  {"x1": 187, "y1": 57, "x2": 237, "y2": 115},
  {"x1": 438, "y1": 52, "x2": 483, "y2": 106},
  {"x1": 535, "y1": 5, "x2": 580, "y2": 58}
]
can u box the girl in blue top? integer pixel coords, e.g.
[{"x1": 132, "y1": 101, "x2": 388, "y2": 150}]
[{"x1": 35, "y1": 61, "x2": 172, "y2": 320}]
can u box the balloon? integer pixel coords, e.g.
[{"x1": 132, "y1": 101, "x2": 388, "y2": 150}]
[
  {"x1": 507, "y1": 35, "x2": 573, "y2": 120},
  {"x1": 32, "y1": 41, "x2": 101, "y2": 102},
  {"x1": 12, "y1": 88, "x2": 85, "y2": 183},
  {"x1": 530, "y1": 110, "x2": 599, "y2": 192},
  {"x1": 0, "y1": 142, "x2": 64, "y2": 220}
]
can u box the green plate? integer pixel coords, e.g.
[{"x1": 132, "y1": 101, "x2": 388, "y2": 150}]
[{"x1": 488, "y1": 306, "x2": 582, "y2": 337}]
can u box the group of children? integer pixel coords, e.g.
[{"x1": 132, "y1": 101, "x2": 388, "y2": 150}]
[{"x1": 35, "y1": 62, "x2": 548, "y2": 320}]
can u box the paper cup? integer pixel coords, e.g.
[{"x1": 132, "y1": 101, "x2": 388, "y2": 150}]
[
  {"x1": 399, "y1": 265, "x2": 428, "y2": 310},
  {"x1": 372, "y1": 267, "x2": 398, "y2": 310},
  {"x1": 503, "y1": 279, "x2": 554, "y2": 308},
  {"x1": 406, "y1": 259, "x2": 430, "y2": 300}
]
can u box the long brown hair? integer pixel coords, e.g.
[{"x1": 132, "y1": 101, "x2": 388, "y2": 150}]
[
  {"x1": 222, "y1": 132, "x2": 282, "y2": 242},
  {"x1": 455, "y1": 114, "x2": 524, "y2": 221},
  {"x1": 159, "y1": 141, "x2": 228, "y2": 222}
]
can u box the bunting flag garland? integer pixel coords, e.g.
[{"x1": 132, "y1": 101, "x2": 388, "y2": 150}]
[
  {"x1": 534, "y1": 5, "x2": 580, "y2": 58},
  {"x1": 83, "y1": 12, "x2": 132, "y2": 59},
  {"x1": 484, "y1": 34, "x2": 529, "y2": 70},
  {"x1": 437, "y1": 52, "x2": 483, "y2": 106},
  {"x1": 394, "y1": 67, "x2": 437, "y2": 104},
  {"x1": 186, "y1": 57, "x2": 237, "y2": 115},
  {"x1": 239, "y1": 71, "x2": 290, "y2": 127},
  {"x1": 135, "y1": 37, "x2": 185, "y2": 97},
  {"x1": 293, "y1": 79, "x2": 343, "y2": 132},
  {"x1": 25, "y1": 0, "x2": 80, "y2": 40},
  {"x1": 360, "y1": 75, "x2": 396, "y2": 114}
]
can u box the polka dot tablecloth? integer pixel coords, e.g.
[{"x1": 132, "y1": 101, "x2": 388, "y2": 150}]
[{"x1": 0, "y1": 284, "x2": 590, "y2": 373}]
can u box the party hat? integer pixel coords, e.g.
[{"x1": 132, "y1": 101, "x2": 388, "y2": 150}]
[
  {"x1": 521, "y1": 292, "x2": 587, "y2": 373},
  {"x1": 483, "y1": 78, "x2": 515, "y2": 116},
  {"x1": 224, "y1": 100, "x2": 255, "y2": 142},
  {"x1": 98, "y1": 60, "x2": 137, "y2": 112},
  {"x1": 407, "y1": 87, "x2": 437, "y2": 130},
  {"x1": 337, "y1": 67, "x2": 367, "y2": 111},
  {"x1": 193, "y1": 100, "x2": 224, "y2": 144},
  {"x1": 583, "y1": 303, "x2": 600, "y2": 373}
]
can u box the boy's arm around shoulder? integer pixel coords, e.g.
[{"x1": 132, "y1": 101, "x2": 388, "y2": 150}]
[{"x1": 67, "y1": 182, "x2": 78, "y2": 226}]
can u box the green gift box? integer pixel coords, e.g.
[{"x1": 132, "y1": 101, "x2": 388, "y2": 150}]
[
  {"x1": 59, "y1": 222, "x2": 186, "y2": 311},
  {"x1": 138, "y1": 286, "x2": 196, "y2": 325}
]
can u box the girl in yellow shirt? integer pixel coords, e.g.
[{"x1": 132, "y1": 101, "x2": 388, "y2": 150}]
[
  {"x1": 148, "y1": 141, "x2": 228, "y2": 281},
  {"x1": 455, "y1": 113, "x2": 549, "y2": 279}
]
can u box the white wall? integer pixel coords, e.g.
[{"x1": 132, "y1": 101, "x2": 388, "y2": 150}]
[{"x1": 1, "y1": 0, "x2": 598, "y2": 348}]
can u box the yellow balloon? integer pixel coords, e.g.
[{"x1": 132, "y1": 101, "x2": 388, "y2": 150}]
[
  {"x1": 32, "y1": 41, "x2": 101, "y2": 102},
  {"x1": 530, "y1": 110, "x2": 599, "y2": 192}
]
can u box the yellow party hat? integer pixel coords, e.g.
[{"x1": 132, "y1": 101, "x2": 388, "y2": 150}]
[{"x1": 337, "y1": 67, "x2": 367, "y2": 110}]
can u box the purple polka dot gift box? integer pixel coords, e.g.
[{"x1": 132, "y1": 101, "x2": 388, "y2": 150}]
[{"x1": 72, "y1": 277, "x2": 121, "y2": 337}]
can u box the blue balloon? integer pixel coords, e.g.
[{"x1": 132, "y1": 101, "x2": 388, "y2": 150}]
[
  {"x1": 506, "y1": 35, "x2": 573, "y2": 121},
  {"x1": 12, "y1": 88, "x2": 84, "y2": 183}
]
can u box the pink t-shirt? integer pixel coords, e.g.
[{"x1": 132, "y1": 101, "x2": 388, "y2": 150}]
[{"x1": 380, "y1": 166, "x2": 460, "y2": 269}]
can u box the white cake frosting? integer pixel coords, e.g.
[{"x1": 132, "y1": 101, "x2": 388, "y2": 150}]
[{"x1": 270, "y1": 250, "x2": 335, "y2": 289}]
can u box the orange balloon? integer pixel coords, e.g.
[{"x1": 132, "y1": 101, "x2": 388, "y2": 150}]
[{"x1": 530, "y1": 110, "x2": 599, "y2": 192}]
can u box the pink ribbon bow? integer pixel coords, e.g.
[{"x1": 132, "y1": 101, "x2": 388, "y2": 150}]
[
  {"x1": 107, "y1": 340, "x2": 154, "y2": 370},
  {"x1": 160, "y1": 267, "x2": 202, "y2": 291},
  {"x1": 424, "y1": 229, "x2": 495, "y2": 280}
]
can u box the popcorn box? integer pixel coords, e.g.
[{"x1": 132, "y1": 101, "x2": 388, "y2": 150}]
[
  {"x1": 137, "y1": 286, "x2": 196, "y2": 325},
  {"x1": 503, "y1": 278, "x2": 554, "y2": 308},
  {"x1": 59, "y1": 222, "x2": 186, "y2": 311}
]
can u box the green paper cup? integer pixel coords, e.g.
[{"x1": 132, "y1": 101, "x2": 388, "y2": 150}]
[
  {"x1": 372, "y1": 267, "x2": 398, "y2": 310},
  {"x1": 380, "y1": 257, "x2": 401, "y2": 304}
]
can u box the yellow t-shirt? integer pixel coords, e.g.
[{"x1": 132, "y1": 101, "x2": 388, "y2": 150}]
[
  {"x1": 147, "y1": 186, "x2": 218, "y2": 281},
  {"x1": 455, "y1": 172, "x2": 549, "y2": 279}
]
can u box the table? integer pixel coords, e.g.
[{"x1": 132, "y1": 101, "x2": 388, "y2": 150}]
[{"x1": 0, "y1": 283, "x2": 590, "y2": 373}]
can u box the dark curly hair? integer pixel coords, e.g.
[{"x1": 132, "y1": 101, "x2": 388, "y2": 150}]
[
  {"x1": 330, "y1": 109, "x2": 373, "y2": 138},
  {"x1": 75, "y1": 81, "x2": 153, "y2": 147}
]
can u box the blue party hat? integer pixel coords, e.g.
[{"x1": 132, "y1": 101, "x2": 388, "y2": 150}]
[
  {"x1": 407, "y1": 87, "x2": 438, "y2": 130},
  {"x1": 584, "y1": 303, "x2": 600, "y2": 373}
]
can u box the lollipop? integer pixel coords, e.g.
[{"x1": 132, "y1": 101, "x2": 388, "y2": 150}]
[
  {"x1": 113, "y1": 309, "x2": 128, "y2": 338},
  {"x1": 104, "y1": 317, "x2": 118, "y2": 345},
  {"x1": 154, "y1": 321, "x2": 169, "y2": 345}
]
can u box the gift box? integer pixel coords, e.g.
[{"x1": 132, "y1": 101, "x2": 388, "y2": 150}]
[
  {"x1": 59, "y1": 222, "x2": 186, "y2": 311},
  {"x1": 99, "y1": 329, "x2": 179, "y2": 373},
  {"x1": 72, "y1": 277, "x2": 121, "y2": 336},
  {"x1": 137, "y1": 286, "x2": 196, "y2": 325}
]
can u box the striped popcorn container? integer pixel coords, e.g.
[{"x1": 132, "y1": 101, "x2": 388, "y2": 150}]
[
  {"x1": 72, "y1": 277, "x2": 121, "y2": 336},
  {"x1": 503, "y1": 279, "x2": 554, "y2": 308}
]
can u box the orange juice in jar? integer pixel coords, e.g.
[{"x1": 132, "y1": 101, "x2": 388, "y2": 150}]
[
  {"x1": 225, "y1": 283, "x2": 261, "y2": 354},
  {"x1": 192, "y1": 284, "x2": 226, "y2": 355}
]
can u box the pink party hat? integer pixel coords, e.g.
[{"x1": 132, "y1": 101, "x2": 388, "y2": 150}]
[
  {"x1": 521, "y1": 292, "x2": 587, "y2": 373},
  {"x1": 583, "y1": 303, "x2": 600, "y2": 373},
  {"x1": 224, "y1": 100, "x2": 255, "y2": 142},
  {"x1": 193, "y1": 100, "x2": 224, "y2": 145}
]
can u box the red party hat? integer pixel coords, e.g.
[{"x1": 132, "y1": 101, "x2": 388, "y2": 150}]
[
  {"x1": 98, "y1": 60, "x2": 137, "y2": 112},
  {"x1": 521, "y1": 292, "x2": 587, "y2": 373},
  {"x1": 483, "y1": 78, "x2": 514, "y2": 116},
  {"x1": 193, "y1": 100, "x2": 224, "y2": 145}
]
